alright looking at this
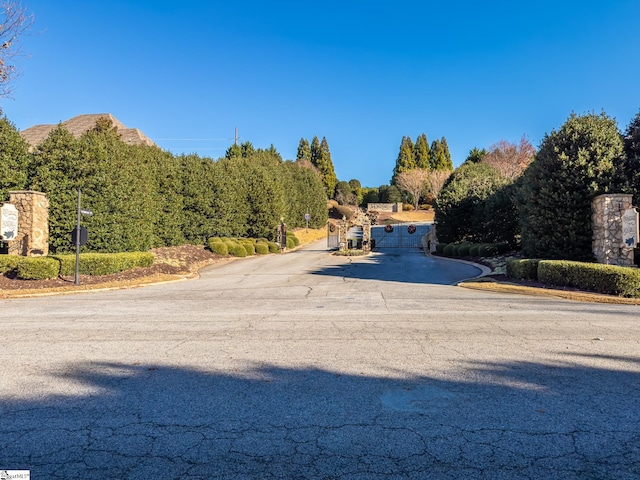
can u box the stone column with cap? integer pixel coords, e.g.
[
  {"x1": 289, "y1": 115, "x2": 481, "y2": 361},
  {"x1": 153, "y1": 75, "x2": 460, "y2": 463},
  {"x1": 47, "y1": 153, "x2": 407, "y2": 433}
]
[{"x1": 7, "y1": 190, "x2": 49, "y2": 256}]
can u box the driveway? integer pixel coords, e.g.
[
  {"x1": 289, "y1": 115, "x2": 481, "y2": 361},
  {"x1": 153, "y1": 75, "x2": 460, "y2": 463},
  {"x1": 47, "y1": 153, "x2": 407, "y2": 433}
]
[{"x1": 1, "y1": 240, "x2": 639, "y2": 479}]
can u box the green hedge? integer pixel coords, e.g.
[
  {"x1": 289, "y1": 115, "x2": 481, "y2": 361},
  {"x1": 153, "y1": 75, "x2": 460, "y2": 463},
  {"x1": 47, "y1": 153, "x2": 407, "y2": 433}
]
[
  {"x1": 16, "y1": 257, "x2": 60, "y2": 280},
  {"x1": 435, "y1": 243, "x2": 446, "y2": 254},
  {"x1": 208, "y1": 240, "x2": 228, "y2": 256},
  {"x1": 0, "y1": 256, "x2": 21, "y2": 274},
  {"x1": 286, "y1": 232, "x2": 300, "y2": 246},
  {"x1": 228, "y1": 243, "x2": 248, "y2": 257},
  {"x1": 506, "y1": 258, "x2": 541, "y2": 280},
  {"x1": 268, "y1": 241, "x2": 280, "y2": 253},
  {"x1": 538, "y1": 260, "x2": 640, "y2": 298},
  {"x1": 286, "y1": 237, "x2": 296, "y2": 249},
  {"x1": 52, "y1": 252, "x2": 154, "y2": 276},
  {"x1": 255, "y1": 243, "x2": 269, "y2": 255},
  {"x1": 241, "y1": 241, "x2": 256, "y2": 256}
]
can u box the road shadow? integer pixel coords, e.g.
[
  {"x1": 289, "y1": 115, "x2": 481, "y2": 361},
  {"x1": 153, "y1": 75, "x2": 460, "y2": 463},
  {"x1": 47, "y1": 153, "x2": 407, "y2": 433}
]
[
  {"x1": 310, "y1": 248, "x2": 483, "y2": 286},
  {"x1": 1, "y1": 355, "x2": 639, "y2": 478}
]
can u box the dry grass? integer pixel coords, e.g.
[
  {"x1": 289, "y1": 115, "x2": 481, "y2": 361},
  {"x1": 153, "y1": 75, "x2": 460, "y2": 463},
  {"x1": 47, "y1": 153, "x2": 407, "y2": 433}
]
[
  {"x1": 292, "y1": 227, "x2": 327, "y2": 245},
  {"x1": 380, "y1": 210, "x2": 434, "y2": 223}
]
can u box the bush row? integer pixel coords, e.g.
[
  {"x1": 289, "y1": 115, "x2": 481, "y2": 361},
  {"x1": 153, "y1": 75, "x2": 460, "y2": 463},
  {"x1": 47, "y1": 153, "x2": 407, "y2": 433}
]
[
  {"x1": 207, "y1": 235, "x2": 297, "y2": 257},
  {"x1": 507, "y1": 258, "x2": 640, "y2": 298},
  {"x1": 3, "y1": 252, "x2": 155, "y2": 280},
  {"x1": 436, "y1": 241, "x2": 509, "y2": 258}
]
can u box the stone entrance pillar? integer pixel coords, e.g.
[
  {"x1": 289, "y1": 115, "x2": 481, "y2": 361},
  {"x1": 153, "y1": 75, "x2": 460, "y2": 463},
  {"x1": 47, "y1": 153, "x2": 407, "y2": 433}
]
[
  {"x1": 7, "y1": 190, "x2": 49, "y2": 256},
  {"x1": 592, "y1": 194, "x2": 634, "y2": 266}
]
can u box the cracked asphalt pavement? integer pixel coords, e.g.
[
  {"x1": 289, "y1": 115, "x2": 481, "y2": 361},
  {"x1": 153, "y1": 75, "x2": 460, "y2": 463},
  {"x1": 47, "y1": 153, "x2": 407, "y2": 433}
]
[{"x1": 1, "y1": 240, "x2": 639, "y2": 479}]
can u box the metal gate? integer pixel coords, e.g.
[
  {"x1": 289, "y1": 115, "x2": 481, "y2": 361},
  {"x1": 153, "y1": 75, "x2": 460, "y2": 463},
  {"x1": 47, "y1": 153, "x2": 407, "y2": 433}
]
[
  {"x1": 327, "y1": 223, "x2": 339, "y2": 248},
  {"x1": 370, "y1": 223, "x2": 430, "y2": 248}
]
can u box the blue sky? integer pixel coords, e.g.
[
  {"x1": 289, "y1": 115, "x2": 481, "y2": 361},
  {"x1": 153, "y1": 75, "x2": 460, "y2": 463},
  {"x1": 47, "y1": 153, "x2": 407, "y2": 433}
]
[{"x1": 3, "y1": 0, "x2": 640, "y2": 187}]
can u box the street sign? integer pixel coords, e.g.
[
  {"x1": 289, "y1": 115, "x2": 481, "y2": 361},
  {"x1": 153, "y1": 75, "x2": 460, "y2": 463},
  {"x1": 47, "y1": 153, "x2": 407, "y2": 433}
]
[
  {"x1": 80, "y1": 209, "x2": 93, "y2": 216},
  {"x1": 622, "y1": 208, "x2": 639, "y2": 248},
  {"x1": 304, "y1": 213, "x2": 310, "y2": 221},
  {"x1": 71, "y1": 226, "x2": 88, "y2": 246}
]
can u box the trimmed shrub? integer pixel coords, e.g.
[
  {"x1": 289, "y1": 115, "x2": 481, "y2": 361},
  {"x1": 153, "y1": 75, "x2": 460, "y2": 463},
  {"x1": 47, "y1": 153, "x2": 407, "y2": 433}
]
[
  {"x1": 209, "y1": 237, "x2": 222, "y2": 243},
  {"x1": 0, "y1": 255, "x2": 20, "y2": 274},
  {"x1": 255, "y1": 243, "x2": 269, "y2": 255},
  {"x1": 286, "y1": 236, "x2": 296, "y2": 249},
  {"x1": 443, "y1": 244, "x2": 455, "y2": 257},
  {"x1": 457, "y1": 244, "x2": 471, "y2": 257},
  {"x1": 16, "y1": 257, "x2": 60, "y2": 280},
  {"x1": 478, "y1": 244, "x2": 499, "y2": 257},
  {"x1": 403, "y1": 203, "x2": 414, "y2": 211},
  {"x1": 469, "y1": 244, "x2": 480, "y2": 257},
  {"x1": 241, "y1": 241, "x2": 255, "y2": 256},
  {"x1": 208, "y1": 240, "x2": 228, "y2": 256},
  {"x1": 286, "y1": 232, "x2": 300, "y2": 246},
  {"x1": 538, "y1": 260, "x2": 640, "y2": 297},
  {"x1": 255, "y1": 238, "x2": 268, "y2": 244},
  {"x1": 53, "y1": 252, "x2": 155, "y2": 276},
  {"x1": 495, "y1": 242, "x2": 510, "y2": 254},
  {"x1": 435, "y1": 243, "x2": 446, "y2": 254},
  {"x1": 228, "y1": 243, "x2": 248, "y2": 257},
  {"x1": 506, "y1": 258, "x2": 540, "y2": 280},
  {"x1": 268, "y1": 241, "x2": 280, "y2": 253}
]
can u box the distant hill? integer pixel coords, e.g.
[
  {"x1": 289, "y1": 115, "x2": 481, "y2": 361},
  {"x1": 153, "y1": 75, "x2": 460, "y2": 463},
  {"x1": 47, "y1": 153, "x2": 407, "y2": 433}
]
[{"x1": 20, "y1": 113, "x2": 155, "y2": 151}]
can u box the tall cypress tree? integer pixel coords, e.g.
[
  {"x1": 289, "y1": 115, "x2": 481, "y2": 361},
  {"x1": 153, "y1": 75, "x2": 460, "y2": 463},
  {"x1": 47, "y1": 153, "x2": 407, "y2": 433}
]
[
  {"x1": 391, "y1": 136, "x2": 416, "y2": 185},
  {"x1": 430, "y1": 138, "x2": 453, "y2": 171},
  {"x1": 623, "y1": 111, "x2": 640, "y2": 205},
  {"x1": 440, "y1": 137, "x2": 454, "y2": 170},
  {"x1": 296, "y1": 138, "x2": 311, "y2": 163},
  {"x1": 415, "y1": 133, "x2": 431, "y2": 170},
  {"x1": 310, "y1": 136, "x2": 337, "y2": 198}
]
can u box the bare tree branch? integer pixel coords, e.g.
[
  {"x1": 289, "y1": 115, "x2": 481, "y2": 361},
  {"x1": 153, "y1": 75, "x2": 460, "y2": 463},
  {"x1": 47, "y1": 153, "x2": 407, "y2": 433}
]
[
  {"x1": 396, "y1": 168, "x2": 430, "y2": 209},
  {"x1": 482, "y1": 135, "x2": 535, "y2": 181},
  {"x1": 427, "y1": 169, "x2": 452, "y2": 198},
  {"x1": 0, "y1": 1, "x2": 33, "y2": 98}
]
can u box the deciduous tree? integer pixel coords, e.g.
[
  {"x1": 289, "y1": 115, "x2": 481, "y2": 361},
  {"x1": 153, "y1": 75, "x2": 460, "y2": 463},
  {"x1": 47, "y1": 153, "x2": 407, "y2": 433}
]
[
  {"x1": 0, "y1": 2, "x2": 33, "y2": 97},
  {"x1": 396, "y1": 168, "x2": 429, "y2": 209},
  {"x1": 482, "y1": 136, "x2": 535, "y2": 181}
]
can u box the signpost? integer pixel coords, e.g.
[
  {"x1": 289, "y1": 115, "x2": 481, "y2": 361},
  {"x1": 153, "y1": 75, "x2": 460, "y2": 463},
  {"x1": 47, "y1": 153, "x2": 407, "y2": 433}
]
[
  {"x1": 622, "y1": 208, "x2": 639, "y2": 249},
  {"x1": 73, "y1": 189, "x2": 93, "y2": 285},
  {"x1": 304, "y1": 209, "x2": 310, "y2": 233}
]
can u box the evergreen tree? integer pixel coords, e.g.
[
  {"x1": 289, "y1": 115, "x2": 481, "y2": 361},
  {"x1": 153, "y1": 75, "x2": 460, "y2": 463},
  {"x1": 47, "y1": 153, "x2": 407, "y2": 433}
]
[
  {"x1": 430, "y1": 137, "x2": 454, "y2": 170},
  {"x1": 441, "y1": 137, "x2": 453, "y2": 170},
  {"x1": 623, "y1": 111, "x2": 640, "y2": 205},
  {"x1": 27, "y1": 125, "x2": 83, "y2": 253},
  {"x1": 414, "y1": 133, "x2": 431, "y2": 170},
  {"x1": 310, "y1": 136, "x2": 337, "y2": 198},
  {"x1": 517, "y1": 112, "x2": 624, "y2": 261},
  {"x1": 462, "y1": 147, "x2": 487, "y2": 165},
  {"x1": 434, "y1": 162, "x2": 507, "y2": 243},
  {"x1": 0, "y1": 116, "x2": 29, "y2": 201},
  {"x1": 77, "y1": 118, "x2": 158, "y2": 252},
  {"x1": 391, "y1": 136, "x2": 416, "y2": 185},
  {"x1": 296, "y1": 138, "x2": 311, "y2": 163}
]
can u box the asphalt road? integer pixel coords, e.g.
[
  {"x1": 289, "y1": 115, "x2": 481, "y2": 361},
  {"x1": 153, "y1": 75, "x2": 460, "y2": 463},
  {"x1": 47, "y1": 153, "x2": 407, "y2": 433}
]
[{"x1": 1, "y1": 241, "x2": 639, "y2": 479}]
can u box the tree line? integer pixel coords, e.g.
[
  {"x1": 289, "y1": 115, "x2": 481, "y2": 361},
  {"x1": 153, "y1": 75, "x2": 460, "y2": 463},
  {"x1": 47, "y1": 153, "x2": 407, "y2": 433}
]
[
  {"x1": 0, "y1": 116, "x2": 329, "y2": 253},
  {"x1": 434, "y1": 111, "x2": 640, "y2": 262}
]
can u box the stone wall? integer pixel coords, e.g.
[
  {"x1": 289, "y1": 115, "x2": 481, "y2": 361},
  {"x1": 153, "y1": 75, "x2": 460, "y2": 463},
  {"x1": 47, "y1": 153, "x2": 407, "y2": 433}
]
[
  {"x1": 592, "y1": 194, "x2": 634, "y2": 266},
  {"x1": 7, "y1": 191, "x2": 49, "y2": 256},
  {"x1": 367, "y1": 202, "x2": 403, "y2": 213}
]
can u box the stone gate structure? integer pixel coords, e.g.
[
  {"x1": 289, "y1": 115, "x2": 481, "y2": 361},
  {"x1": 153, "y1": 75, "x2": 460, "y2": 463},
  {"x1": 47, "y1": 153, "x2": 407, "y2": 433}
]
[
  {"x1": 5, "y1": 191, "x2": 49, "y2": 256},
  {"x1": 592, "y1": 193, "x2": 635, "y2": 266}
]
